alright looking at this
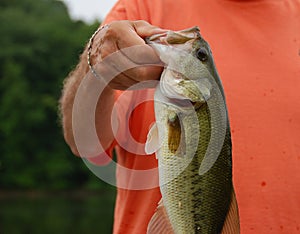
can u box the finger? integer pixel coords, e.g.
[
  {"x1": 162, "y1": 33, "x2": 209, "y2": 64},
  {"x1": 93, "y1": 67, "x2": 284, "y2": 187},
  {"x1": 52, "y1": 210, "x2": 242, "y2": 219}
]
[
  {"x1": 108, "y1": 67, "x2": 161, "y2": 90},
  {"x1": 110, "y1": 21, "x2": 164, "y2": 64},
  {"x1": 122, "y1": 65, "x2": 163, "y2": 83},
  {"x1": 102, "y1": 45, "x2": 163, "y2": 80}
]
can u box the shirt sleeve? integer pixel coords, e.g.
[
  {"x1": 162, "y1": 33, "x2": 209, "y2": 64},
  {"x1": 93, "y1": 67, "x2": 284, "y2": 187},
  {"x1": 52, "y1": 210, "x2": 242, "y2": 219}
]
[
  {"x1": 102, "y1": 0, "x2": 151, "y2": 24},
  {"x1": 103, "y1": 0, "x2": 129, "y2": 24}
]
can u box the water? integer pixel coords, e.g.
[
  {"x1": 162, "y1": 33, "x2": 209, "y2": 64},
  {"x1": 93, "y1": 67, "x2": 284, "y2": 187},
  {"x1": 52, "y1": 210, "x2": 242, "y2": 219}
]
[{"x1": 0, "y1": 189, "x2": 116, "y2": 234}]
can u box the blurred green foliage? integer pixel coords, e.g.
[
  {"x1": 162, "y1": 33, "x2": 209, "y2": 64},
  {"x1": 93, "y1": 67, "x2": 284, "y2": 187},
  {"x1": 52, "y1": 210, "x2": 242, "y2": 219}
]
[
  {"x1": 0, "y1": 0, "x2": 109, "y2": 190},
  {"x1": 0, "y1": 191, "x2": 115, "y2": 233}
]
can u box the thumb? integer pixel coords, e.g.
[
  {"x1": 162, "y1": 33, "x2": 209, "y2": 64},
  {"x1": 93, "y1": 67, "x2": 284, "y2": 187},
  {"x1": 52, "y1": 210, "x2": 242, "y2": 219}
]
[{"x1": 131, "y1": 20, "x2": 168, "y2": 38}]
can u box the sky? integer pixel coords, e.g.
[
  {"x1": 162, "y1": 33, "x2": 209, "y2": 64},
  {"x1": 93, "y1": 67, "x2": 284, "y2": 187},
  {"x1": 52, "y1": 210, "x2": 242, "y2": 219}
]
[{"x1": 61, "y1": 0, "x2": 118, "y2": 23}]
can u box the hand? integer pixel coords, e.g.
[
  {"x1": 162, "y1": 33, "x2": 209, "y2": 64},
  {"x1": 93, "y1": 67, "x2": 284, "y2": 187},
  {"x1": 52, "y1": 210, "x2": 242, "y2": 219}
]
[{"x1": 89, "y1": 20, "x2": 167, "y2": 90}]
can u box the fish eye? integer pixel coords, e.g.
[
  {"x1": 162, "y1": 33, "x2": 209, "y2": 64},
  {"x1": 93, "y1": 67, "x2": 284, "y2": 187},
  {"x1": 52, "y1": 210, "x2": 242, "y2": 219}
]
[{"x1": 196, "y1": 48, "x2": 208, "y2": 62}]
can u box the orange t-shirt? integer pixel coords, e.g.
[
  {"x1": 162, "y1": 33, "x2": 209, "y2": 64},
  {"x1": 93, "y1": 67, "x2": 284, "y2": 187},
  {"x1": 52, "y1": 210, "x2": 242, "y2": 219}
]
[{"x1": 99, "y1": 0, "x2": 300, "y2": 233}]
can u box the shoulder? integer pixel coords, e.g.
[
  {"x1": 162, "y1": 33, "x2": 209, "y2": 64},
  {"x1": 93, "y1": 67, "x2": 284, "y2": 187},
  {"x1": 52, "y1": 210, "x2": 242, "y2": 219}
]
[
  {"x1": 103, "y1": 0, "x2": 156, "y2": 23},
  {"x1": 104, "y1": 0, "x2": 174, "y2": 23}
]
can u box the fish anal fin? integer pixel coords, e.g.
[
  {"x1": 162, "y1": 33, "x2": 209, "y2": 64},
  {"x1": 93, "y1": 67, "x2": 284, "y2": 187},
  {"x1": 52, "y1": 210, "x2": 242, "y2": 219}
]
[
  {"x1": 147, "y1": 199, "x2": 174, "y2": 234},
  {"x1": 221, "y1": 191, "x2": 240, "y2": 234}
]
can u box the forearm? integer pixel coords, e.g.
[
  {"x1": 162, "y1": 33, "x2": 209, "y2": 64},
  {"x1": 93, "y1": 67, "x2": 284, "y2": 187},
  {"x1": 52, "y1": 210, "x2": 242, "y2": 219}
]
[{"x1": 59, "y1": 47, "x2": 115, "y2": 156}]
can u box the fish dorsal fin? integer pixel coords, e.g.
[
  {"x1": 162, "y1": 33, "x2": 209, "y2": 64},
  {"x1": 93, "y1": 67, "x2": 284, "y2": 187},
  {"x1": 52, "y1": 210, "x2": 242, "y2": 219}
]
[
  {"x1": 147, "y1": 199, "x2": 174, "y2": 234},
  {"x1": 145, "y1": 123, "x2": 161, "y2": 155}
]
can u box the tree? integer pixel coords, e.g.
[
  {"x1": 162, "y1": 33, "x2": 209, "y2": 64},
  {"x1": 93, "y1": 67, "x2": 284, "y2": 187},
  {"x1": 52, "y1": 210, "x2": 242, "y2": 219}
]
[{"x1": 0, "y1": 0, "x2": 106, "y2": 189}]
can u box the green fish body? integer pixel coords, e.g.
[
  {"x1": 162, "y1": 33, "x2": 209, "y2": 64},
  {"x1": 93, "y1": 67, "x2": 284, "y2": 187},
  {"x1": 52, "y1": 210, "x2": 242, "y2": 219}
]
[{"x1": 145, "y1": 27, "x2": 239, "y2": 234}]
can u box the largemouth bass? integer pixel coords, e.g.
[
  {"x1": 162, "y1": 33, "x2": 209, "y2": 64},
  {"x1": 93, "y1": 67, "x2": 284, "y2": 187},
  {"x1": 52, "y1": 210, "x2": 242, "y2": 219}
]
[{"x1": 145, "y1": 27, "x2": 239, "y2": 234}]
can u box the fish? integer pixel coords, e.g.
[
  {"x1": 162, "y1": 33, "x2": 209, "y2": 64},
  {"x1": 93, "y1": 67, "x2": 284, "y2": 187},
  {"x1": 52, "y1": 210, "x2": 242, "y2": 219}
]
[{"x1": 145, "y1": 27, "x2": 239, "y2": 234}]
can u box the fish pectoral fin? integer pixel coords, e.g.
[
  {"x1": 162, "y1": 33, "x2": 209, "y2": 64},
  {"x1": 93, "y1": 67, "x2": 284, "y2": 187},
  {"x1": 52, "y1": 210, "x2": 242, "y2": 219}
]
[
  {"x1": 221, "y1": 191, "x2": 240, "y2": 234},
  {"x1": 145, "y1": 123, "x2": 161, "y2": 155},
  {"x1": 147, "y1": 199, "x2": 174, "y2": 234}
]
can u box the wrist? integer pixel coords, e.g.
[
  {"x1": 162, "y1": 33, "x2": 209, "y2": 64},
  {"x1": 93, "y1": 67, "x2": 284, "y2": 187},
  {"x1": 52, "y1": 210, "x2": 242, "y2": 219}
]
[{"x1": 87, "y1": 24, "x2": 109, "y2": 79}]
